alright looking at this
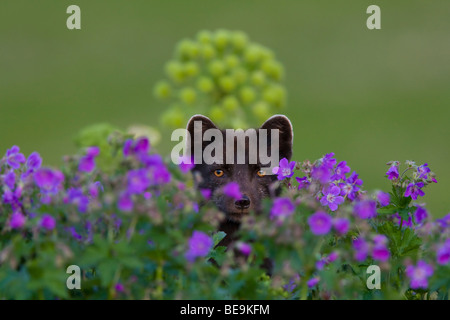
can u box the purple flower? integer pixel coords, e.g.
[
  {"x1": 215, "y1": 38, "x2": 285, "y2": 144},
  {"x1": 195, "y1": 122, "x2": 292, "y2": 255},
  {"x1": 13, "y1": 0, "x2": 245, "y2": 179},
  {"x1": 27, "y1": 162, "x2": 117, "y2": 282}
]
[
  {"x1": 272, "y1": 158, "x2": 295, "y2": 180},
  {"x1": 353, "y1": 238, "x2": 369, "y2": 262},
  {"x1": 353, "y1": 200, "x2": 377, "y2": 219},
  {"x1": 331, "y1": 161, "x2": 350, "y2": 181},
  {"x1": 237, "y1": 242, "x2": 252, "y2": 256},
  {"x1": 200, "y1": 189, "x2": 212, "y2": 200},
  {"x1": 270, "y1": 197, "x2": 295, "y2": 222},
  {"x1": 115, "y1": 283, "x2": 125, "y2": 293},
  {"x1": 333, "y1": 217, "x2": 350, "y2": 235},
  {"x1": 79, "y1": 146, "x2": 100, "y2": 173},
  {"x1": 372, "y1": 235, "x2": 390, "y2": 261},
  {"x1": 296, "y1": 176, "x2": 310, "y2": 190},
  {"x1": 26, "y1": 151, "x2": 42, "y2": 171},
  {"x1": 89, "y1": 181, "x2": 103, "y2": 198},
  {"x1": 417, "y1": 163, "x2": 430, "y2": 180},
  {"x1": 320, "y1": 185, "x2": 344, "y2": 211},
  {"x1": 376, "y1": 191, "x2": 390, "y2": 207},
  {"x1": 414, "y1": 206, "x2": 428, "y2": 224},
  {"x1": 311, "y1": 165, "x2": 331, "y2": 184},
  {"x1": 405, "y1": 260, "x2": 433, "y2": 289},
  {"x1": 5, "y1": 145, "x2": 26, "y2": 169},
  {"x1": 3, "y1": 170, "x2": 16, "y2": 190},
  {"x1": 436, "y1": 213, "x2": 450, "y2": 229},
  {"x1": 149, "y1": 164, "x2": 171, "y2": 185},
  {"x1": 66, "y1": 188, "x2": 90, "y2": 213},
  {"x1": 68, "y1": 227, "x2": 83, "y2": 240},
  {"x1": 386, "y1": 165, "x2": 399, "y2": 180},
  {"x1": 404, "y1": 182, "x2": 425, "y2": 200},
  {"x1": 40, "y1": 214, "x2": 56, "y2": 231},
  {"x1": 223, "y1": 182, "x2": 242, "y2": 200},
  {"x1": 307, "y1": 277, "x2": 319, "y2": 288},
  {"x1": 308, "y1": 211, "x2": 333, "y2": 235},
  {"x1": 393, "y1": 212, "x2": 413, "y2": 228},
  {"x1": 10, "y1": 211, "x2": 26, "y2": 229},
  {"x1": 178, "y1": 156, "x2": 195, "y2": 173},
  {"x1": 34, "y1": 168, "x2": 64, "y2": 195},
  {"x1": 127, "y1": 169, "x2": 150, "y2": 194},
  {"x1": 436, "y1": 240, "x2": 450, "y2": 265},
  {"x1": 321, "y1": 153, "x2": 336, "y2": 168},
  {"x1": 185, "y1": 231, "x2": 213, "y2": 262},
  {"x1": 123, "y1": 137, "x2": 150, "y2": 157},
  {"x1": 118, "y1": 192, "x2": 133, "y2": 212}
]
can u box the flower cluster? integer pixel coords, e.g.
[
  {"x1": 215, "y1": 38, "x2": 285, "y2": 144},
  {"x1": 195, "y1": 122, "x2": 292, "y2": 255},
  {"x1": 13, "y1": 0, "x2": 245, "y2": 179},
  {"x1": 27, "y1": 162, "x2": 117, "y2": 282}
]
[{"x1": 0, "y1": 140, "x2": 449, "y2": 300}]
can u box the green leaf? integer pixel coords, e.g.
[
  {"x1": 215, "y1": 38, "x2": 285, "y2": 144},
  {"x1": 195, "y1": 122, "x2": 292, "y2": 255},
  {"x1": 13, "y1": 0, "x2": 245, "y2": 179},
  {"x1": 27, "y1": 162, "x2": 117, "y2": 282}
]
[{"x1": 213, "y1": 231, "x2": 227, "y2": 247}]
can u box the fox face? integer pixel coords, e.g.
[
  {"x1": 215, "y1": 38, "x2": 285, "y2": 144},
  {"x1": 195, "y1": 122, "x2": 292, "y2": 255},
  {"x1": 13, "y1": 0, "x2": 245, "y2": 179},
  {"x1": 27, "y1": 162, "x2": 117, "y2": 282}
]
[{"x1": 186, "y1": 114, "x2": 293, "y2": 223}]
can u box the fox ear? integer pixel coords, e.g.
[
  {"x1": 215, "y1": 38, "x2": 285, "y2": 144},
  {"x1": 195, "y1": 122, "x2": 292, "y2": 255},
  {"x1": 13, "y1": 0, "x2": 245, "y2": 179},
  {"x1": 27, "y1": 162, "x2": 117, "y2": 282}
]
[
  {"x1": 260, "y1": 114, "x2": 294, "y2": 161},
  {"x1": 186, "y1": 114, "x2": 218, "y2": 157}
]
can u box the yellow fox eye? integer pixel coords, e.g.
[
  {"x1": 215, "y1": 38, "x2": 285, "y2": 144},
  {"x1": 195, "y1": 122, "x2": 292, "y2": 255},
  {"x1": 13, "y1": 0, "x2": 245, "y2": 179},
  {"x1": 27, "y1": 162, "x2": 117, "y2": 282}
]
[
  {"x1": 257, "y1": 169, "x2": 266, "y2": 177},
  {"x1": 214, "y1": 169, "x2": 224, "y2": 177}
]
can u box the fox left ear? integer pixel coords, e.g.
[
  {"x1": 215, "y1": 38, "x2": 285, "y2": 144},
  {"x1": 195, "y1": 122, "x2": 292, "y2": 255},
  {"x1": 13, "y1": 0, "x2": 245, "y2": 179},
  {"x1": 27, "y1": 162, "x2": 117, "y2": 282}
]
[{"x1": 260, "y1": 114, "x2": 294, "y2": 161}]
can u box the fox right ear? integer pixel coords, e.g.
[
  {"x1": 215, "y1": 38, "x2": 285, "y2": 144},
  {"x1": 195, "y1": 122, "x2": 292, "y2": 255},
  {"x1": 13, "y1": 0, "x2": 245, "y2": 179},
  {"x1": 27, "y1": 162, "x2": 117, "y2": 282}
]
[{"x1": 186, "y1": 114, "x2": 218, "y2": 158}]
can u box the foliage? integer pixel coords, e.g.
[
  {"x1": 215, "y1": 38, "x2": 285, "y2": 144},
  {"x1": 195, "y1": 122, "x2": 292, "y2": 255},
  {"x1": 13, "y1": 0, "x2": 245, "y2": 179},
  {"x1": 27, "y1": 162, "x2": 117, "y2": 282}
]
[{"x1": 0, "y1": 137, "x2": 449, "y2": 300}]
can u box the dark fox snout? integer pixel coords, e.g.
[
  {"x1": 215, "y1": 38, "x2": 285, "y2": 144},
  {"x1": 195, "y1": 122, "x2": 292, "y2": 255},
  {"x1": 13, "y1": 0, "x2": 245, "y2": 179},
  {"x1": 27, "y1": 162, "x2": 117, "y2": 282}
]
[{"x1": 235, "y1": 195, "x2": 251, "y2": 210}]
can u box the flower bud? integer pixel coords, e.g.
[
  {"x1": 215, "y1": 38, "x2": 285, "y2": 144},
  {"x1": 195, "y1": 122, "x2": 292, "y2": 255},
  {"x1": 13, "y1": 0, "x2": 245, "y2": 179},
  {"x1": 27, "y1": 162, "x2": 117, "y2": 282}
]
[
  {"x1": 223, "y1": 95, "x2": 239, "y2": 112},
  {"x1": 214, "y1": 29, "x2": 230, "y2": 50},
  {"x1": 179, "y1": 88, "x2": 197, "y2": 105},
  {"x1": 231, "y1": 31, "x2": 248, "y2": 51},
  {"x1": 219, "y1": 76, "x2": 236, "y2": 93},
  {"x1": 153, "y1": 81, "x2": 171, "y2": 100},
  {"x1": 196, "y1": 77, "x2": 214, "y2": 93},
  {"x1": 239, "y1": 86, "x2": 256, "y2": 105},
  {"x1": 208, "y1": 60, "x2": 226, "y2": 78}
]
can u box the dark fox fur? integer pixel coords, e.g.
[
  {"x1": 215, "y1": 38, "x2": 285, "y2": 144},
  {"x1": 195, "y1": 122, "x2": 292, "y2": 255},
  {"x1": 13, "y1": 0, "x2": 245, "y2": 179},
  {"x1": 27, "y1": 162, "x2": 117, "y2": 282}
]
[{"x1": 186, "y1": 114, "x2": 294, "y2": 250}]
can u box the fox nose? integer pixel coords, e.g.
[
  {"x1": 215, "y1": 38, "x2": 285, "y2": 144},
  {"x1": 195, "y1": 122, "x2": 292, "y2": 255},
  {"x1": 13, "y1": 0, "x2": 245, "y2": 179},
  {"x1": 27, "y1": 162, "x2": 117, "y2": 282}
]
[{"x1": 235, "y1": 195, "x2": 251, "y2": 210}]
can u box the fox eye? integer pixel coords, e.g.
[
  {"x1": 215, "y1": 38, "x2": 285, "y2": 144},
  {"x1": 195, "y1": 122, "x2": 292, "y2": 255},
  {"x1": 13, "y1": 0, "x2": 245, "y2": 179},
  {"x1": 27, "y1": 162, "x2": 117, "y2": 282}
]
[
  {"x1": 257, "y1": 169, "x2": 266, "y2": 177},
  {"x1": 214, "y1": 169, "x2": 224, "y2": 177}
]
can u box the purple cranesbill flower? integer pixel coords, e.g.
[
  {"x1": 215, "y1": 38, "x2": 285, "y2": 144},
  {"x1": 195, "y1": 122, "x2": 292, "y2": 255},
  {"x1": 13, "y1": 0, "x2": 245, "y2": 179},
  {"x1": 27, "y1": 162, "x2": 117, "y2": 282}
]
[
  {"x1": 40, "y1": 214, "x2": 56, "y2": 231},
  {"x1": 311, "y1": 165, "x2": 331, "y2": 184},
  {"x1": 10, "y1": 211, "x2": 26, "y2": 229},
  {"x1": 404, "y1": 182, "x2": 425, "y2": 200},
  {"x1": 331, "y1": 161, "x2": 350, "y2": 181},
  {"x1": 118, "y1": 192, "x2": 133, "y2": 212},
  {"x1": 66, "y1": 188, "x2": 90, "y2": 213},
  {"x1": 376, "y1": 191, "x2": 390, "y2": 207},
  {"x1": 405, "y1": 260, "x2": 433, "y2": 289},
  {"x1": 89, "y1": 181, "x2": 103, "y2": 198},
  {"x1": 140, "y1": 154, "x2": 164, "y2": 167},
  {"x1": 270, "y1": 197, "x2": 295, "y2": 222},
  {"x1": 123, "y1": 137, "x2": 150, "y2": 157},
  {"x1": 34, "y1": 168, "x2": 64, "y2": 195},
  {"x1": 79, "y1": 146, "x2": 100, "y2": 173},
  {"x1": 127, "y1": 169, "x2": 150, "y2": 194},
  {"x1": 320, "y1": 185, "x2": 344, "y2": 211},
  {"x1": 372, "y1": 235, "x2": 390, "y2": 261},
  {"x1": 223, "y1": 182, "x2": 242, "y2": 200},
  {"x1": 436, "y1": 239, "x2": 450, "y2": 265},
  {"x1": 68, "y1": 227, "x2": 83, "y2": 241},
  {"x1": 436, "y1": 213, "x2": 450, "y2": 229},
  {"x1": 237, "y1": 242, "x2": 252, "y2": 256},
  {"x1": 21, "y1": 152, "x2": 43, "y2": 180},
  {"x1": 150, "y1": 164, "x2": 171, "y2": 185},
  {"x1": 307, "y1": 277, "x2": 320, "y2": 288},
  {"x1": 417, "y1": 163, "x2": 430, "y2": 180},
  {"x1": 296, "y1": 176, "x2": 310, "y2": 190},
  {"x1": 5, "y1": 145, "x2": 26, "y2": 169},
  {"x1": 178, "y1": 155, "x2": 195, "y2": 173},
  {"x1": 353, "y1": 200, "x2": 377, "y2": 219},
  {"x1": 393, "y1": 212, "x2": 413, "y2": 228},
  {"x1": 308, "y1": 211, "x2": 333, "y2": 235},
  {"x1": 321, "y1": 153, "x2": 336, "y2": 168},
  {"x1": 114, "y1": 283, "x2": 125, "y2": 293},
  {"x1": 272, "y1": 158, "x2": 296, "y2": 180},
  {"x1": 26, "y1": 151, "x2": 42, "y2": 170},
  {"x1": 3, "y1": 170, "x2": 16, "y2": 190},
  {"x1": 200, "y1": 188, "x2": 212, "y2": 200},
  {"x1": 414, "y1": 206, "x2": 428, "y2": 224},
  {"x1": 185, "y1": 231, "x2": 213, "y2": 262},
  {"x1": 386, "y1": 165, "x2": 399, "y2": 180},
  {"x1": 353, "y1": 238, "x2": 369, "y2": 262},
  {"x1": 333, "y1": 217, "x2": 350, "y2": 235}
]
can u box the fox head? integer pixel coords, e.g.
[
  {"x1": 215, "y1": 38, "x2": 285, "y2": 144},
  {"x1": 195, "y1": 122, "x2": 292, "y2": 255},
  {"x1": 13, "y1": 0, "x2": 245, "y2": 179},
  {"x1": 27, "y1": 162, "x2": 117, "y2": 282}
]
[{"x1": 186, "y1": 114, "x2": 293, "y2": 222}]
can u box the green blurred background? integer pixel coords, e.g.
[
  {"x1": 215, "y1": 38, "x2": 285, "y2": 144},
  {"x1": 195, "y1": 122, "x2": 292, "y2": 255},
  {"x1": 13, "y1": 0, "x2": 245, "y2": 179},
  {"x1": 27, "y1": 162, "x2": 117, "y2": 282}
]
[{"x1": 1, "y1": 1, "x2": 449, "y2": 217}]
